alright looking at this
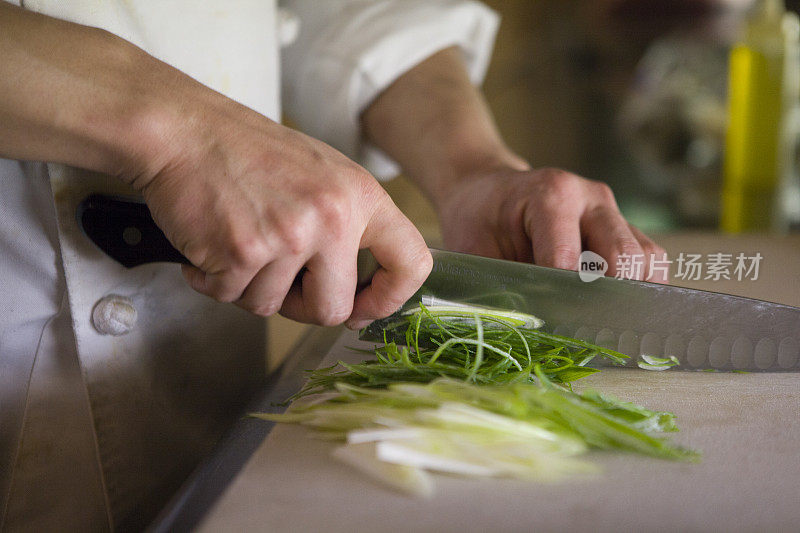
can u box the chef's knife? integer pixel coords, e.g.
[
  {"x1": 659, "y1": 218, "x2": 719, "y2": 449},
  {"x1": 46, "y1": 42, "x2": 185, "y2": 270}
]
[
  {"x1": 361, "y1": 249, "x2": 800, "y2": 372},
  {"x1": 78, "y1": 194, "x2": 800, "y2": 371}
]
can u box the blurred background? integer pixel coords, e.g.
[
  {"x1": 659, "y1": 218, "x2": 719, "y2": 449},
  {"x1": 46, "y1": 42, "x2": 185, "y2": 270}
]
[{"x1": 387, "y1": 0, "x2": 800, "y2": 236}]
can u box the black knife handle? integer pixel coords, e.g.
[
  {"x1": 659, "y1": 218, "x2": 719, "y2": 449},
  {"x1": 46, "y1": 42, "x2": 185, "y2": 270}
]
[{"x1": 77, "y1": 194, "x2": 190, "y2": 268}]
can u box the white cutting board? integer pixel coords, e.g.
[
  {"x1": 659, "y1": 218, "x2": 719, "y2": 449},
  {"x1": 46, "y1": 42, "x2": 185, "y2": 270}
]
[{"x1": 198, "y1": 330, "x2": 800, "y2": 532}]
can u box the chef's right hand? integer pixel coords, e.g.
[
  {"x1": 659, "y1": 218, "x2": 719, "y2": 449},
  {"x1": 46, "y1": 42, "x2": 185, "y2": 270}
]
[
  {"x1": 0, "y1": 3, "x2": 430, "y2": 328},
  {"x1": 123, "y1": 70, "x2": 431, "y2": 329}
]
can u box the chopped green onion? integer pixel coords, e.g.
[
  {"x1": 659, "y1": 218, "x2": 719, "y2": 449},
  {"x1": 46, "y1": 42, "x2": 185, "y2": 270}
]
[
  {"x1": 255, "y1": 301, "x2": 699, "y2": 495},
  {"x1": 332, "y1": 442, "x2": 434, "y2": 497},
  {"x1": 638, "y1": 355, "x2": 680, "y2": 371},
  {"x1": 294, "y1": 303, "x2": 628, "y2": 399},
  {"x1": 254, "y1": 378, "x2": 698, "y2": 494}
]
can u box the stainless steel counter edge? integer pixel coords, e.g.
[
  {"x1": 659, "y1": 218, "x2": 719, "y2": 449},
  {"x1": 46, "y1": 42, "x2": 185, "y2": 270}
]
[{"x1": 147, "y1": 325, "x2": 343, "y2": 533}]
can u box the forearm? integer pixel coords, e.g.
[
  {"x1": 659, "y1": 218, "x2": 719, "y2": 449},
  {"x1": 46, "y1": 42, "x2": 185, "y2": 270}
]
[
  {"x1": 361, "y1": 46, "x2": 528, "y2": 208},
  {"x1": 0, "y1": 3, "x2": 432, "y2": 325},
  {"x1": 0, "y1": 3, "x2": 195, "y2": 181},
  {"x1": 361, "y1": 46, "x2": 665, "y2": 279}
]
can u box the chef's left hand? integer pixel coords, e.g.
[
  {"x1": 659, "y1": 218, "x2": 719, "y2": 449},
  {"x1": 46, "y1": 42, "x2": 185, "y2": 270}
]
[
  {"x1": 433, "y1": 165, "x2": 668, "y2": 282},
  {"x1": 362, "y1": 46, "x2": 668, "y2": 283}
]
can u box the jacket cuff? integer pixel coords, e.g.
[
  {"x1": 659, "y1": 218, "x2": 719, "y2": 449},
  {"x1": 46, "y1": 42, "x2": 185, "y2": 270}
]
[{"x1": 282, "y1": 1, "x2": 500, "y2": 180}]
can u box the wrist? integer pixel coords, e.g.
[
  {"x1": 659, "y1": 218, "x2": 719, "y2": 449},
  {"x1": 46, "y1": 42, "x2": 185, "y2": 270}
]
[
  {"x1": 70, "y1": 32, "x2": 208, "y2": 189},
  {"x1": 96, "y1": 49, "x2": 195, "y2": 187},
  {"x1": 386, "y1": 82, "x2": 529, "y2": 209},
  {"x1": 0, "y1": 4, "x2": 209, "y2": 187},
  {"x1": 359, "y1": 45, "x2": 530, "y2": 209},
  {"x1": 417, "y1": 130, "x2": 530, "y2": 211},
  {"x1": 52, "y1": 29, "x2": 172, "y2": 180}
]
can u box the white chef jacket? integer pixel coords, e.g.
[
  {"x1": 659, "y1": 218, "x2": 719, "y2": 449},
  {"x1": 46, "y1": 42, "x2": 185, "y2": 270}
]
[{"x1": 0, "y1": 1, "x2": 498, "y2": 530}]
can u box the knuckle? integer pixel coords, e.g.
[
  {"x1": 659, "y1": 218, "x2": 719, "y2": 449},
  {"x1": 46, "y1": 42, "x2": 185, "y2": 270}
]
[
  {"x1": 616, "y1": 238, "x2": 644, "y2": 258},
  {"x1": 311, "y1": 188, "x2": 351, "y2": 233},
  {"x1": 182, "y1": 242, "x2": 209, "y2": 268},
  {"x1": 591, "y1": 181, "x2": 617, "y2": 204},
  {"x1": 403, "y1": 240, "x2": 433, "y2": 274},
  {"x1": 373, "y1": 296, "x2": 405, "y2": 320},
  {"x1": 548, "y1": 244, "x2": 579, "y2": 267},
  {"x1": 277, "y1": 214, "x2": 314, "y2": 255},
  {"x1": 210, "y1": 286, "x2": 240, "y2": 304},
  {"x1": 538, "y1": 167, "x2": 569, "y2": 181},
  {"x1": 540, "y1": 169, "x2": 579, "y2": 198},
  {"x1": 318, "y1": 312, "x2": 348, "y2": 328},
  {"x1": 359, "y1": 175, "x2": 391, "y2": 205},
  {"x1": 399, "y1": 236, "x2": 433, "y2": 284},
  {"x1": 415, "y1": 248, "x2": 434, "y2": 280},
  {"x1": 227, "y1": 233, "x2": 269, "y2": 268},
  {"x1": 314, "y1": 303, "x2": 352, "y2": 327},
  {"x1": 251, "y1": 300, "x2": 281, "y2": 317},
  {"x1": 586, "y1": 180, "x2": 619, "y2": 207}
]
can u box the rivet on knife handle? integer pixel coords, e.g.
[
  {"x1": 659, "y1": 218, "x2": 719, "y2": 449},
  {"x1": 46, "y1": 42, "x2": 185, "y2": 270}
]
[{"x1": 77, "y1": 194, "x2": 189, "y2": 268}]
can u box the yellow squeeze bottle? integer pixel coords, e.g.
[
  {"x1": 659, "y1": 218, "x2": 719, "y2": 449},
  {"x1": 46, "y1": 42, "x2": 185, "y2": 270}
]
[{"x1": 721, "y1": 0, "x2": 800, "y2": 232}]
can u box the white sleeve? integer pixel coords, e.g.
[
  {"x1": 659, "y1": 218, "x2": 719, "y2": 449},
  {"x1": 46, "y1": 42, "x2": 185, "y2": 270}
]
[{"x1": 280, "y1": 0, "x2": 499, "y2": 180}]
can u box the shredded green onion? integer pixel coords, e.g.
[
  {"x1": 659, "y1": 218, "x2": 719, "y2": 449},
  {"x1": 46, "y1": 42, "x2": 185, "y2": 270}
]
[
  {"x1": 294, "y1": 303, "x2": 627, "y2": 399},
  {"x1": 638, "y1": 354, "x2": 680, "y2": 371},
  {"x1": 255, "y1": 301, "x2": 698, "y2": 495},
  {"x1": 254, "y1": 378, "x2": 698, "y2": 494}
]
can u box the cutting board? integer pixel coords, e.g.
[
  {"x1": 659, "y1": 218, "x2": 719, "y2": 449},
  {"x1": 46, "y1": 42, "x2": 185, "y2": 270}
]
[
  {"x1": 197, "y1": 330, "x2": 800, "y2": 532},
  {"x1": 194, "y1": 233, "x2": 800, "y2": 531}
]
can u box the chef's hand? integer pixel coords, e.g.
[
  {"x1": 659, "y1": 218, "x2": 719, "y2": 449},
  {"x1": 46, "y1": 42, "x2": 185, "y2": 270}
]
[
  {"x1": 0, "y1": 3, "x2": 431, "y2": 328},
  {"x1": 138, "y1": 113, "x2": 431, "y2": 328},
  {"x1": 432, "y1": 165, "x2": 667, "y2": 281},
  {"x1": 362, "y1": 46, "x2": 667, "y2": 282}
]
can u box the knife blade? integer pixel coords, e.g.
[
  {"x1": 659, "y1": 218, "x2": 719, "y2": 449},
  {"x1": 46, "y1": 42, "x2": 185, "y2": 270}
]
[
  {"x1": 77, "y1": 194, "x2": 800, "y2": 372},
  {"x1": 360, "y1": 249, "x2": 800, "y2": 372}
]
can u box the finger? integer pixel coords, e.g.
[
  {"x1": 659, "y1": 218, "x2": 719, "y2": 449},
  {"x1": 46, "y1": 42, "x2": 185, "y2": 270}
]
[
  {"x1": 346, "y1": 208, "x2": 432, "y2": 330},
  {"x1": 181, "y1": 264, "x2": 206, "y2": 294},
  {"x1": 507, "y1": 221, "x2": 535, "y2": 264},
  {"x1": 447, "y1": 227, "x2": 506, "y2": 260},
  {"x1": 181, "y1": 263, "x2": 260, "y2": 303},
  {"x1": 235, "y1": 256, "x2": 307, "y2": 316},
  {"x1": 498, "y1": 213, "x2": 535, "y2": 263},
  {"x1": 181, "y1": 264, "x2": 255, "y2": 302},
  {"x1": 526, "y1": 203, "x2": 583, "y2": 270},
  {"x1": 629, "y1": 225, "x2": 670, "y2": 284},
  {"x1": 580, "y1": 206, "x2": 646, "y2": 280},
  {"x1": 279, "y1": 244, "x2": 359, "y2": 326}
]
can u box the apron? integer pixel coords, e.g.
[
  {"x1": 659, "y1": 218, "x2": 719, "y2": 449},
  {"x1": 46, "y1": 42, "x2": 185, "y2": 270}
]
[{"x1": 1, "y1": 1, "x2": 287, "y2": 529}]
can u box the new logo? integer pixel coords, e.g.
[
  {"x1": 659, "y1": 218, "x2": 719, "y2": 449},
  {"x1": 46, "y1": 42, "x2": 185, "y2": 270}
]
[{"x1": 578, "y1": 251, "x2": 607, "y2": 282}]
